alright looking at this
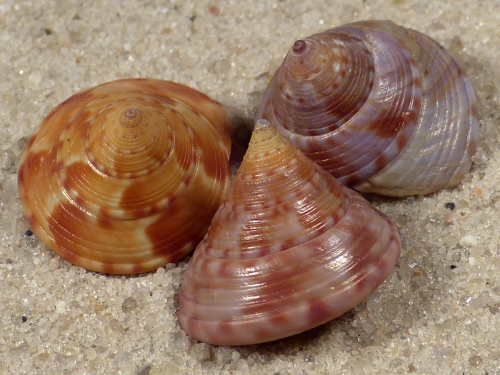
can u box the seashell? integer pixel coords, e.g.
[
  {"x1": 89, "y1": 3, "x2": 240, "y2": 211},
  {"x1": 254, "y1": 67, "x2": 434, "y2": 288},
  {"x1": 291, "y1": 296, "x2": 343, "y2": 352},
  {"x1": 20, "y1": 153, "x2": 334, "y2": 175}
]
[
  {"x1": 18, "y1": 78, "x2": 231, "y2": 274},
  {"x1": 257, "y1": 20, "x2": 479, "y2": 197},
  {"x1": 177, "y1": 119, "x2": 401, "y2": 345}
]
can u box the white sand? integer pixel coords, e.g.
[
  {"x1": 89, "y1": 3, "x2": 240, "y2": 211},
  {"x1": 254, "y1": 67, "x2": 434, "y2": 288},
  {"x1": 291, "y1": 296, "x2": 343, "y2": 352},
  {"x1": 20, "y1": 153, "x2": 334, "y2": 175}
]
[{"x1": 1, "y1": 0, "x2": 498, "y2": 374}]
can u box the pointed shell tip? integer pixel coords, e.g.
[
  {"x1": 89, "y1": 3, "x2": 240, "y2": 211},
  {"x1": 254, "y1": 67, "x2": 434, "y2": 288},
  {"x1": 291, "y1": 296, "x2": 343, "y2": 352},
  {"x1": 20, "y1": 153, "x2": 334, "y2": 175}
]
[
  {"x1": 292, "y1": 39, "x2": 307, "y2": 53},
  {"x1": 255, "y1": 119, "x2": 270, "y2": 128}
]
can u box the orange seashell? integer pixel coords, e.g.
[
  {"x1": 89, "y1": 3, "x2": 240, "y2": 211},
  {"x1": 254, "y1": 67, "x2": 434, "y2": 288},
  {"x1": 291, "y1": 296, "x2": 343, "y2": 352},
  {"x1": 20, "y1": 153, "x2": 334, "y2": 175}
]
[
  {"x1": 258, "y1": 20, "x2": 479, "y2": 197},
  {"x1": 178, "y1": 119, "x2": 401, "y2": 345},
  {"x1": 18, "y1": 78, "x2": 231, "y2": 274}
]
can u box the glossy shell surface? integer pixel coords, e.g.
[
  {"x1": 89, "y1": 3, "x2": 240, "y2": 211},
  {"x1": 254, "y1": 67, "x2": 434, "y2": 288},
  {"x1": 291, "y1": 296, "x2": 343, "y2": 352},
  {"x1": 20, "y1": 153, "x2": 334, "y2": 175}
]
[
  {"x1": 18, "y1": 79, "x2": 231, "y2": 274},
  {"x1": 178, "y1": 120, "x2": 401, "y2": 345},
  {"x1": 257, "y1": 20, "x2": 479, "y2": 197}
]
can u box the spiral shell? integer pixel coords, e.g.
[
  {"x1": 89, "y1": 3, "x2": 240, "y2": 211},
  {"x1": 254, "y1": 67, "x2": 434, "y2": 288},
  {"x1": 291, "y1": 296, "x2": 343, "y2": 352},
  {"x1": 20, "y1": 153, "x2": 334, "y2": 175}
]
[
  {"x1": 257, "y1": 20, "x2": 479, "y2": 197},
  {"x1": 178, "y1": 119, "x2": 401, "y2": 345},
  {"x1": 18, "y1": 79, "x2": 231, "y2": 274}
]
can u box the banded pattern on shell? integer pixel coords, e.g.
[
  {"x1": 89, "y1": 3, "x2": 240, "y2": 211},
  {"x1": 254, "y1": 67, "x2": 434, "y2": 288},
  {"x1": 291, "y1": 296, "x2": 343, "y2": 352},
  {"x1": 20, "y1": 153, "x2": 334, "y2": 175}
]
[
  {"x1": 178, "y1": 120, "x2": 401, "y2": 345},
  {"x1": 18, "y1": 79, "x2": 231, "y2": 274},
  {"x1": 257, "y1": 20, "x2": 479, "y2": 197}
]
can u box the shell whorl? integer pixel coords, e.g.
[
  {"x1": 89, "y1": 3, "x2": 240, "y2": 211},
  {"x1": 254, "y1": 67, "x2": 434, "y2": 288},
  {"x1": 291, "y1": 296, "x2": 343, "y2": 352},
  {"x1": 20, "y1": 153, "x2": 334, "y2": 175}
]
[
  {"x1": 257, "y1": 20, "x2": 479, "y2": 197},
  {"x1": 18, "y1": 79, "x2": 231, "y2": 274},
  {"x1": 177, "y1": 120, "x2": 401, "y2": 345}
]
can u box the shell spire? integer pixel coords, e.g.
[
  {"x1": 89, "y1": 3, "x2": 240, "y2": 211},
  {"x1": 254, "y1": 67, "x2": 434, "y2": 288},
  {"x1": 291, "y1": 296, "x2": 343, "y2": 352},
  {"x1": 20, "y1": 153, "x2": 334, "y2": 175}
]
[
  {"x1": 257, "y1": 20, "x2": 479, "y2": 197},
  {"x1": 18, "y1": 79, "x2": 231, "y2": 274},
  {"x1": 178, "y1": 119, "x2": 401, "y2": 345}
]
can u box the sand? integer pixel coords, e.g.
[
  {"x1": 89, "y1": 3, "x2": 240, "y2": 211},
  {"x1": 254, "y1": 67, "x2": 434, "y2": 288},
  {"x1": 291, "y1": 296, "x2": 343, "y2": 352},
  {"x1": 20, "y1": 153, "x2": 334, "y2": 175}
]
[{"x1": 1, "y1": 0, "x2": 499, "y2": 374}]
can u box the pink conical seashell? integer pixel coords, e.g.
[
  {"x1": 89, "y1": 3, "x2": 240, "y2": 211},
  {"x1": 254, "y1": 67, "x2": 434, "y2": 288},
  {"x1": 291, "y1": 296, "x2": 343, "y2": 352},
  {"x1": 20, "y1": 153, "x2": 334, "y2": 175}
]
[{"x1": 178, "y1": 119, "x2": 401, "y2": 345}]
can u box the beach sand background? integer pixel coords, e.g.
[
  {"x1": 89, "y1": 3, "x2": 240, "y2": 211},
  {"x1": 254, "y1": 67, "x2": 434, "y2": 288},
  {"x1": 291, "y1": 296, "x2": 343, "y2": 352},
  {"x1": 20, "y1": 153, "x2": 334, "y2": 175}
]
[{"x1": 0, "y1": 0, "x2": 499, "y2": 374}]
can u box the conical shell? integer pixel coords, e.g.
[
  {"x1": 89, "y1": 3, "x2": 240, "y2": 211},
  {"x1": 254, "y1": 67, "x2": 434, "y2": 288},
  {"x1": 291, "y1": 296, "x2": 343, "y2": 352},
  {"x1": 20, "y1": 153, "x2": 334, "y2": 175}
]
[
  {"x1": 178, "y1": 119, "x2": 401, "y2": 345},
  {"x1": 257, "y1": 20, "x2": 479, "y2": 197},
  {"x1": 18, "y1": 79, "x2": 231, "y2": 274}
]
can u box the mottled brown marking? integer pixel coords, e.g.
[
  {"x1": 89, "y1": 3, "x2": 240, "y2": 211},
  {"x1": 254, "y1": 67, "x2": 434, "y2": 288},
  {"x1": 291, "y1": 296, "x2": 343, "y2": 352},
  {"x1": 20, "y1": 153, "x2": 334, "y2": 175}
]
[
  {"x1": 470, "y1": 102, "x2": 479, "y2": 119},
  {"x1": 27, "y1": 214, "x2": 39, "y2": 233},
  {"x1": 97, "y1": 208, "x2": 114, "y2": 229},
  {"x1": 353, "y1": 274, "x2": 370, "y2": 293},
  {"x1": 102, "y1": 262, "x2": 117, "y2": 275},
  {"x1": 396, "y1": 128, "x2": 409, "y2": 151},
  {"x1": 281, "y1": 238, "x2": 296, "y2": 251},
  {"x1": 356, "y1": 254, "x2": 389, "y2": 295},
  {"x1": 269, "y1": 311, "x2": 289, "y2": 327},
  {"x1": 217, "y1": 320, "x2": 234, "y2": 337},
  {"x1": 145, "y1": 180, "x2": 221, "y2": 260},
  {"x1": 119, "y1": 177, "x2": 168, "y2": 218},
  {"x1": 308, "y1": 299, "x2": 332, "y2": 324},
  {"x1": 258, "y1": 246, "x2": 272, "y2": 257},
  {"x1": 222, "y1": 248, "x2": 233, "y2": 259},
  {"x1": 190, "y1": 129, "x2": 224, "y2": 181},
  {"x1": 199, "y1": 254, "x2": 215, "y2": 276},
  {"x1": 467, "y1": 137, "x2": 477, "y2": 157},
  {"x1": 201, "y1": 151, "x2": 219, "y2": 181},
  {"x1": 374, "y1": 153, "x2": 389, "y2": 174},
  {"x1": 18, "y1": 164, "x2": 25, "y2": 185},
  {"x1": 25, "y1": 149, "x2": 55, "y2": 176},
  {"x1": 343, "y1": 172, "x2": 362, "y2": 187},
  {"x1": 219, "y1": 259, "x2": 239, "y2": 278},
  {"x1": 72, "y1": 193, "x2": 86, "y2": 211},
  {"x1": 413, "y1": 76, "x2": 422, "y2": 90},
  {"x1": 26, "y1": 134, "x2": 36, "y2": 149},
  {"x1": 341, "y1": 54, "x2": 349, "y2": 66},
  {"x1": 240, "y1": 263, "x2": 304, "y2": 319},
  {"x1": 133, "y1": 262, "x2": 145, "y2": 274},
  {"x1": 56, "y1": 139, "x2": 67, "y2": 151},
  {"x1": 367, "y1": 111, "x2": 411, "y2": 140},
  {"x1": 61, "y1": 160, "x2": 114, "y2": 216}
]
